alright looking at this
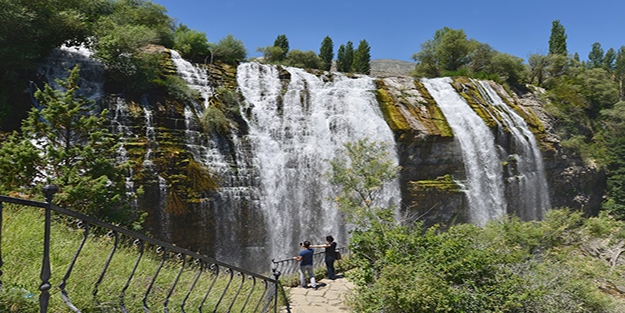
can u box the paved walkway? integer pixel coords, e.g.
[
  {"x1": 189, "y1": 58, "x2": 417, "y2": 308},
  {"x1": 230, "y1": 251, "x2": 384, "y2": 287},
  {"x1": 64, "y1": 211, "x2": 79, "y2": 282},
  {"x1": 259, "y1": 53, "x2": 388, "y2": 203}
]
[{"x1": 282, "y1": 275, "x2": 356, "y2": 313}]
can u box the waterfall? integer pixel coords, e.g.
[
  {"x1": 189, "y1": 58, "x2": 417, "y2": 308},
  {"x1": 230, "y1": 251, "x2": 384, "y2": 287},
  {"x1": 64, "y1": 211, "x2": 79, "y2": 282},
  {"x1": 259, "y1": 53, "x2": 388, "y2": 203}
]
[
  {"x1": 237, "y1": 62, "x2": 401, "y2": 260},
  {"x1": 422, "y1": 77, "x2": 506, "y2": 226},
  {"x1": 476, "y1": 81, "x2": 550, "y2": 220},
  {"x1": 170, "y1": 50, "x2": 212, "y2": 110}
]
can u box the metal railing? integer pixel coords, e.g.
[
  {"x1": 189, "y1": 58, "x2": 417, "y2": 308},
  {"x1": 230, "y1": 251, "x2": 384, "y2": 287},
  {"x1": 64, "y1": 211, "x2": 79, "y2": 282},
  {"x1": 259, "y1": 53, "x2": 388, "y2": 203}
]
[
  {"x1": 271, "y1": 247, "x2": 348, "y2": 277},
  {"x1": 0, "y1": 185, "x2": 287, "y2": 313}
]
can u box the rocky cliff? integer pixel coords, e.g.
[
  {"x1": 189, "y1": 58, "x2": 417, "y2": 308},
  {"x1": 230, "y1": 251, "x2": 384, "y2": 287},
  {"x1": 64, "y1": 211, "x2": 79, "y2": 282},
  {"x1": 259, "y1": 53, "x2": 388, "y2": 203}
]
[{"x1": 24, "y1": 48, "x2": 606, "y2": 271}]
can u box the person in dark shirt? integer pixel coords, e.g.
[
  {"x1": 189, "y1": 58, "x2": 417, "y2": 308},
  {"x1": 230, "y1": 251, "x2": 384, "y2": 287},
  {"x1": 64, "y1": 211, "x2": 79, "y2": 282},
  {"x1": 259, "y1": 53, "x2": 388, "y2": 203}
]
[
  {"x1": 294, "y1": 241, "x2": 317, "y2": 289},
  {"x1": 312, "y1": 235, "x2": 337, "y2": 280}
]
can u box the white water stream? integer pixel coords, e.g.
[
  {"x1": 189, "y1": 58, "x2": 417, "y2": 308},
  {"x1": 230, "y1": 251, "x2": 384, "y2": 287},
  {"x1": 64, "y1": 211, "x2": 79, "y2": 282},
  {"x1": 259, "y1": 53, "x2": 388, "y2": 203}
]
[
  {"x1": 477, "y1": 81, "x2": 550, "y2": 220},
  {"x1": 422, "y1": 77, "x2": 507, "y2": 226},
  {"x1": 237, "y1": 62, "x2": 401, "y2": 259}
]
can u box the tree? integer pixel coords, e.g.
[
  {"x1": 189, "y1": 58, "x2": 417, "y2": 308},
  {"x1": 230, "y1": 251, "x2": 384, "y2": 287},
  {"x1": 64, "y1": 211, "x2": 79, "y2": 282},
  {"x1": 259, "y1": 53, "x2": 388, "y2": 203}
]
[
  {"x1": 211, "y1": 34, "x2": 247, "y2": 65},
  {"x1": 172, "y1": 23, "x2": 209, "y2": 60},
  {"x1": 412, "y1": 27, "x2": 471, "y2": 76},
  {"x1": 284, "y1": 50, "x2": 320, "y2": 69},
  {"x1": 0, "y1": 65, "x2": 133, "y2": 224},
  {"x1": 616, "y1": 46, "x2": 625, "y2": 100},
  {"x1": 345, "y1": 42, "x2": 354, "y2": 72},
  {"x1": 319, "y1": 36, "x2": 334, "y2": 71},
  {"x1": 256, "y1": 45, "x2": 285, "y2": 63},
  {"x1": 549, "y1": 20, "x2": 567, "y2": 56},
  {"x1": 528, "y1": 53, "x2": 549, "y2": 86},
  {"x1": 588, "y1": 42, "x2": 605, "y2": 69},
  {"x1": 273, "y1": 34, "x2": 289, "y2": 61},
  {"x1": 328, "y1": 139, "x2": 399, "y2": 229},
  {"x1": 604, "y1": 47, "x2": 616, "y2": 72},
  {"x1": 336, "y1": 44, "x2": 347, "y2": 72},
  {"x1": 352, "y1": 40, "x2": 371, "y2": 74}
]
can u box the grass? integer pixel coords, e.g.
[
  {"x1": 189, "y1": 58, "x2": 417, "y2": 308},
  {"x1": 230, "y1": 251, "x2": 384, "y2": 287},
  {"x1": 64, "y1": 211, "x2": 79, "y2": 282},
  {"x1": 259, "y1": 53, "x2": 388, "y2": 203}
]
[{"x1": 0, "y1": 205, "x2": 283, "y2": 312}]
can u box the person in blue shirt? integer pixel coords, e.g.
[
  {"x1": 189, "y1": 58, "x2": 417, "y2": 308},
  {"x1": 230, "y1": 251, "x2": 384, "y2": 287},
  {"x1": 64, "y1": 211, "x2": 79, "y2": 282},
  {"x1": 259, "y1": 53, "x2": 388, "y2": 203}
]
[{"x1": 293, "y1": 241, "x2": 317, "y2": 289}]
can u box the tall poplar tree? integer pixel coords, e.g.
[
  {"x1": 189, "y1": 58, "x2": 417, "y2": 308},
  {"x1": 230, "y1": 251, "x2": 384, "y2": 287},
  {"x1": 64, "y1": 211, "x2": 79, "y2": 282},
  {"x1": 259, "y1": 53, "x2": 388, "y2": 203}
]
[
  {"x1": 352, "y1": 40, "x2": 371, "y2": 74},
  {"x1": 337, "y1": 44, "x2": 347, "y2": 72},
  {"x1": 548, "y1": 20, "x2": 568, "y2": 56},
  {"x1": 273, "y1": 34, "x2": 289, "y2": 61},
  {"x1": 319, "y1": 36, "x2": 334, "y2": 71},
  {"x1": 345, "y1": 41, "x2": 354, "y2": 72},
  {"x1": 588, "y1": 42, "x2": 605, "y2": 69}
]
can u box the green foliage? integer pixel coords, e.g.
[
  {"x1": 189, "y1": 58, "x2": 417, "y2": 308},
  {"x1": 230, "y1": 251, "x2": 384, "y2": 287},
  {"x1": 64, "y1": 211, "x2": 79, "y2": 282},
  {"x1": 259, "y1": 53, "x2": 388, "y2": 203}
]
[
  {"x1": 588, "y1": 42, "x2": 605, "y2": 69},
  {"x1": 273, "y1": 34, "x2": 289, "y2": 61},
  {"x1": 328, "y1": 139, "x2": 399, "y2": 229},
  {"x1": 0, "y1": 65, "x2": 133, "y2": 224},
  {"x1": 256, "y1": 45, "x2": 285, "y2": 63},
  {"x1": 549, "y1": 20, "x2": 568, "y2": 56},
  {"x1": 172, "y1": 23, "x2": 210, "y2": 60},
  {"x1": 162, "y1": 74, "x2": 200, "y2": 102},
  {"x1": 211, "y1": 34, "x2": 247, "y2": 65},
  {"x1": 0, "y1": 0, "x2": 109, "y2": 78},
  {"x1": 352, "y1": 40, "x2": 371, "y2": 75},
  {"x1": 347, "y1": 209, "x2": 625, "y2": 313},
  {"x1": 92, "y1": 0, "x2": 173, "y2": 92},
  {"x1": 319, "y1": 36, "x2": 334, "y2": 71},
  {"x1": 336, "y1": 41, "x2": 355, "y2": 73},
  {"x1": 284, "y1": 49, "x2": 321, "y2": 69},
  {"x1": 201, "y1": 105, "x2": 231, "y2": 135},
  {"x1": 411, "y1": 27, "x2": 524, "y2": 84}
]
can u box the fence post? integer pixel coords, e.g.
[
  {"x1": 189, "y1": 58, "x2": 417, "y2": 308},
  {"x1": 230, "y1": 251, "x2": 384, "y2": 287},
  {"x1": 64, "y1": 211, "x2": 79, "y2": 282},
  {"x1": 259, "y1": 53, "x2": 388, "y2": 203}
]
[{"x1": 39, "y1": 184, "x2": 58, "y2": 313}]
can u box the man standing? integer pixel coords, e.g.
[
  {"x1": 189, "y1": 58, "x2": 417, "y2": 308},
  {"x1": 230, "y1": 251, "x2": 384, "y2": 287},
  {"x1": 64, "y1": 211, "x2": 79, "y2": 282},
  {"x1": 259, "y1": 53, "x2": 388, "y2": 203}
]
[{"x1": 294, "y1": 241, "x2": 317, "y2": 289}]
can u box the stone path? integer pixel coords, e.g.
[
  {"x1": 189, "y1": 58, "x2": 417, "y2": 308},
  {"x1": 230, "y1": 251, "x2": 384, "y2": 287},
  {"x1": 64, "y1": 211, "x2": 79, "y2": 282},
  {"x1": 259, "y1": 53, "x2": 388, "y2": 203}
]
[{"x1": 281, "y1": 275, "x2": 355, "y2": 313}]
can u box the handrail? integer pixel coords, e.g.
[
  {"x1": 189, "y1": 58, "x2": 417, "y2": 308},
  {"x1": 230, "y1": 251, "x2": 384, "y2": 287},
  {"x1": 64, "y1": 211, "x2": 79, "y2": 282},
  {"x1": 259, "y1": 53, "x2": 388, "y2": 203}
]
[
  {"x1": 0, "y1": 186, "x2": 289, "y2": 313},
  {"x1": 271, "y1": 247, "x2": 348, "y2": 277}
]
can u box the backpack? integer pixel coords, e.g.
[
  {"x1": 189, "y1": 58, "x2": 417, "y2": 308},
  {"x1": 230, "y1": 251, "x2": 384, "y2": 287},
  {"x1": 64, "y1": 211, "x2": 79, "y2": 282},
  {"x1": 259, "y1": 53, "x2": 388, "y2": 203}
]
[{"x1": 335, "y1": 249, "x2": 342, "y2": 260}]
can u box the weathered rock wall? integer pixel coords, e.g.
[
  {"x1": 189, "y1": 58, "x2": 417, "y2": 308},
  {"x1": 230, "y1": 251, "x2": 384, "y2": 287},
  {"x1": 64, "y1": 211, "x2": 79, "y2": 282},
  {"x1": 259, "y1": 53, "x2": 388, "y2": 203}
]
[{"x1": 375, "y1": 76, "x2": 606, "y2": 227}]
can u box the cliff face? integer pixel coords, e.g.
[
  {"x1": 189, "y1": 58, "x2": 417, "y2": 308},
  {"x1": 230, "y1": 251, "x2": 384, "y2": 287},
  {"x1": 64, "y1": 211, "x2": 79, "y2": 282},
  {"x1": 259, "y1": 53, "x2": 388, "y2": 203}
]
[
  {"x1": 375, "y1": 76, "x2": 605, "y2": 227},
  {"x1": 25, "y1": 49, "x2": 606, "y2": 271}
]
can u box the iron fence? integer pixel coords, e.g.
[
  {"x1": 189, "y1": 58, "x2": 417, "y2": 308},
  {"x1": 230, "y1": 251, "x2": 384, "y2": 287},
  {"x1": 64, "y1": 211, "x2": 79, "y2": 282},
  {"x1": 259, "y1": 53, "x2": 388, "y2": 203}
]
[
  {"x1": 0, "y1": 185, "x2": 288, "y2": 313},
  {"x1": 271, "y1": 247, "x2": 348, "y2": 278}
]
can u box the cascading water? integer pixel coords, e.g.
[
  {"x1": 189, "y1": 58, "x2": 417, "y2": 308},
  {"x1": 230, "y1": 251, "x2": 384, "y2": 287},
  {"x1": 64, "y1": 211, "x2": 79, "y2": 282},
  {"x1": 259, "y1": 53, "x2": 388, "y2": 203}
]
[
  {"x1": 237, "y1": 62, "x2": 401, "y2": 260},
  {"x1": 422, "y1": 77, "x2": 506, "y2": 226},
  {"x1": 476, "y1": 81, "x2": 550, "y2": 220}
]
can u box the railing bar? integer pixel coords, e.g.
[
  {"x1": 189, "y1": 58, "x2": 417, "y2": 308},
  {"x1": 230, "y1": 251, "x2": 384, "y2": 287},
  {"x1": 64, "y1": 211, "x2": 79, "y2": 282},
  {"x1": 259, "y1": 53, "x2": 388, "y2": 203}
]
[
  {"x1": 199, "y1": 264, "x2": 220, "y2": 313},
  {"x1": 120, "y1": 239, "x2": 144, "y2": 313},
  {"x1": 163, "y1": 253, "x2": 186, "y2": 313},
  {"x1": 181, "y1": 260, "x2": 204, "y2": 313},
  {"x1": 143, "y1": 246, "x2": 167, "y2": 312},
  {"x1": 46, "y1": 203, "x2": 275, "y2": 282},
  {"x1": 213, "y1": 267, "x2": 234, "y2": 313},
  {"x1": 227, "y1": 272, "x2": 245, "y2": 312},
  {"x1": 59, "y1": 221, "x2": 90, "y2": 313},
  {"x1": 0, "y1": 195, "x2": 48, "y2": 208},
  {"x1": 93, "y1": 230, "x2": 119, "y2": 299},
  {"x1": 253, "y1": 280, "x2": 269, "y2": 313},
  {"x1": 240, "y1": 276, "x2": 256, "y2": 313}
]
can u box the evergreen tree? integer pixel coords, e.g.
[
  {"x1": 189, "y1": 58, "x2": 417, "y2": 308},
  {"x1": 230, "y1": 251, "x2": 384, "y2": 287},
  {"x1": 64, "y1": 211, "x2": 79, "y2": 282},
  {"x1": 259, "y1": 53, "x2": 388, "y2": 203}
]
[
  {"x1": 273, "y1": 34, "x2": 289, "y2": 61},
  {"x1": 616, "y1": 46, "x2": 625, "y2": 100},
  {"x1": 0, "y1": 65, "x2": 133, "y2": 224},
  {"x1": 352, "y1": 40, "x2": 371, "y2": 74},
  {"x1": 548, "y1": 20, "x2": 568, "y2": 56},
  {"x1": 588, "y1": 42, "x2": 604, "y2": 69},
  {"x1": 345, "y1": 41, "x2": 354, "y2": 72},
  {"x1": 319, "y1": 36, "x2": 334, "y2": 71},
  {"x1": 604, "y1": 47, "x2": 617, "y2": 71},
  {"x1": 337, "y1": 44, "x2": 347, "y2": 72}
]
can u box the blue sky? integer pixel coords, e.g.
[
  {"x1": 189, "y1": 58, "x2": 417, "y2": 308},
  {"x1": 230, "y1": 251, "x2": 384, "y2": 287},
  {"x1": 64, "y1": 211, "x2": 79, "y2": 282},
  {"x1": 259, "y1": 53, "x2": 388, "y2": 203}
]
[{"x1": 152, "y1": 0, "x2": 625, "y2": 63}]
